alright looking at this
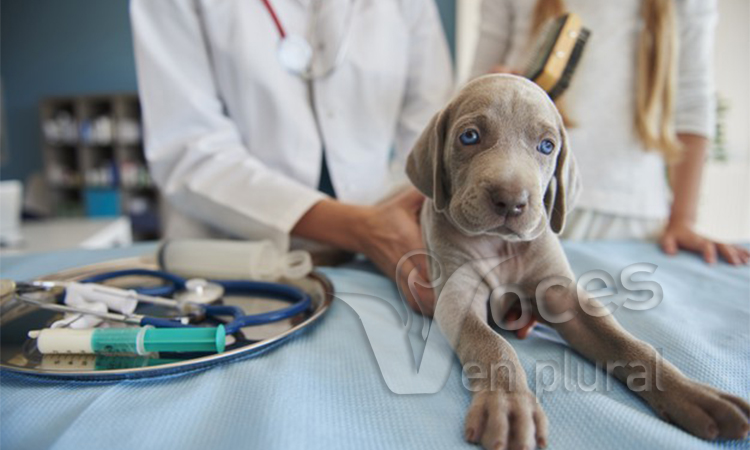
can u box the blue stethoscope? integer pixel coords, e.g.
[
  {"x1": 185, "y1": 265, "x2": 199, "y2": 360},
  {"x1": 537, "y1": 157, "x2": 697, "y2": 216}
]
[{"x1": 19, "y1": 270, "x2": 311, "y2": 335}]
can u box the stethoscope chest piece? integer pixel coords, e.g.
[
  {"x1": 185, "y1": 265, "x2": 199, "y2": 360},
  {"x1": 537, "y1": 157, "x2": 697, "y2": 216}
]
[
  {"x1": 174, "y1": 279, "x2": 225, "y2": 305},
  {"x1": 278, "y1": 34, "x2": 313, "y2": 76}
]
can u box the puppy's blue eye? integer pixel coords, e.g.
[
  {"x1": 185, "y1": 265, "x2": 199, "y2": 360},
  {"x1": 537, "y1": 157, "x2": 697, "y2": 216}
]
[
  {"x1": 459, "y1": 129, "x2": 481, "y2": 146},
  {"x1": 537, "y1": 139, "x2": 555, "y2": 155}
]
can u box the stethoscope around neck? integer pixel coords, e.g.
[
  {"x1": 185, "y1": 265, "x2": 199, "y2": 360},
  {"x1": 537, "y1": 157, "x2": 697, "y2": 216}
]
[{"x1": 261, "y1": 0, "x2": 355, "y2": 80}]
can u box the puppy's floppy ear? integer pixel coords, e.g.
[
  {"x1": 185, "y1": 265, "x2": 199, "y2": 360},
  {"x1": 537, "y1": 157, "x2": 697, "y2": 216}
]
[
  {"x1": 544, "y1": 124, "x2": 581, "y2": 233},
  {"x1": 406, "y1": 110, "x2": 450, "y2": 212}
]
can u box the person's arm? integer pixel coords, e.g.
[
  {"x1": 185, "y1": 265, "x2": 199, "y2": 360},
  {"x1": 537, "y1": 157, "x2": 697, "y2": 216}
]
[
  {"x1": 661, "y1": 134, "x2": 749, "y2": 264},
  {"x1": 659, "y1": 0, "x2": 749, "y2": 265},
  {"x1": 469, "y1": 0, "x2": 515, "y2": 79},
  {"x1": 293, "y1": 189, "x2": 434, "y2": 316},
  {"x1": 131, "y1": 0, "x2": 326, "y2": 249}
]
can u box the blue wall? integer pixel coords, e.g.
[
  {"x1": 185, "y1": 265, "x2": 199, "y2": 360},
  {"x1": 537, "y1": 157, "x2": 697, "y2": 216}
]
[
  {"x1": 1, "y1": 0, "x2": 136, "y2": 182},
  {"x1": 435, "y1": 0, "x2": 456, "y2": 60},
  {"x1": 0, "y1": 0, "x2": 455, "y2": 183}
]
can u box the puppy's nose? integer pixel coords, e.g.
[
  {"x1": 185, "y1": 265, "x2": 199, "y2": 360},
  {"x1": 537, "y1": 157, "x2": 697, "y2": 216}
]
[{"x1": 490, "y1": 190, "x2": 529, "y2": 217}]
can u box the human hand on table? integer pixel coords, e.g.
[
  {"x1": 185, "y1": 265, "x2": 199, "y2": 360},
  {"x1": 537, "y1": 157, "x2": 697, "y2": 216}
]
[
  {"x1": 353, "y1": 188, "x2": 437, "y2": 317},
  {"x1": 660, "y1": 220, "x2": 750, "y2": 265}
]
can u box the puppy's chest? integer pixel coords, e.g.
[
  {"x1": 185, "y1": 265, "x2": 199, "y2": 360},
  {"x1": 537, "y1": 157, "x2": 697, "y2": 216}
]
[
  {"x1": 467, "y1": 242, "x2": 541, "y2": 289},
  {"x1": 422, "y1": 204, "x2": 547, "y2": 290}
]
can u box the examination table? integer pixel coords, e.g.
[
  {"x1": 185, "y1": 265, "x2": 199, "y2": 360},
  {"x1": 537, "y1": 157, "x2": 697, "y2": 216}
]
[{"x1": 1, "y1": 241, "x2": 748, "y2": 450}]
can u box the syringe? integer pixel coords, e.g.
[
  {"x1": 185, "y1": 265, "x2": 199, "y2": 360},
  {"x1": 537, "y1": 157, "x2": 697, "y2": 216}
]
[{"x1": 28, "y1": 325, "x2": 226, "y2": 355}]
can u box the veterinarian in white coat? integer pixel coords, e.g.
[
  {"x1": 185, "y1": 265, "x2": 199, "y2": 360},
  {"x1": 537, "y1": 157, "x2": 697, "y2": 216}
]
[{"x1": 131, "y1": 0, "x2": 453, "y2": 313}]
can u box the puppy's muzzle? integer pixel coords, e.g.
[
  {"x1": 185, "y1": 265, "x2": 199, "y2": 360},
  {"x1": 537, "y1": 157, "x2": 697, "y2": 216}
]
[{"x1": 488, "y1": 188, "x2": 529, "y2": 218}]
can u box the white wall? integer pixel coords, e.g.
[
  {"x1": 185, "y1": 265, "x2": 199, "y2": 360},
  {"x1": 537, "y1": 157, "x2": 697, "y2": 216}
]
[
  {"x1": 695, "y1": 0, "x2": 750, "y2": 242},
  {"x1": 456, "y1": 0, "x2": 750, "y2": 241}
]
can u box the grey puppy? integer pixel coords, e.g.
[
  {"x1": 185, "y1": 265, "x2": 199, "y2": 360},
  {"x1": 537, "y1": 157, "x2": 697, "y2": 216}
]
[{"x1": 406, "y1": 74, "x2": 749, "y2": 450}]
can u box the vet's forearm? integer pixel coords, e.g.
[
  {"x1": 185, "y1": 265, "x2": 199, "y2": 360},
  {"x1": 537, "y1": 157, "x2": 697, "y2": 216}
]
[
  {"x1": 668, "y1": 134, "x2": 708, "y2": 226},
  {"x1": 291, "y1": 199, "x2": 368, "y2": 252}
]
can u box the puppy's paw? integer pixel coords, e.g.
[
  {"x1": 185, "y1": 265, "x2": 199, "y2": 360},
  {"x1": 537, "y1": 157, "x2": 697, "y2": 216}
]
[
  {"x1": 464, "y1": 389, "x2": 548, "y2": 450},
  {"x1": 652, "y1": 380, "x2": 750, "y2": 440}
]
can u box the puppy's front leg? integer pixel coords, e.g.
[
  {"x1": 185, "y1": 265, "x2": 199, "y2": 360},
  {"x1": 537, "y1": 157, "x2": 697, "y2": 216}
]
[
  {"x1": 537, "y1": 284, "x2": 750, "y2": 440},
  {"x1": 436, "y1": 264, "x2": 548, "y2": 450}
]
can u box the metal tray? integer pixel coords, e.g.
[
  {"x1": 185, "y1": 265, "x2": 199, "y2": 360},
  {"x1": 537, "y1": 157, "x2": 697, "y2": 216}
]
[{"x1": 0, "y1": 256, "x2": 333, "y2": 380}]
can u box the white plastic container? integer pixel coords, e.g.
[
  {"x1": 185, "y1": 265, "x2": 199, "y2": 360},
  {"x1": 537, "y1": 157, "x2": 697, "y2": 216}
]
[
  {"x1": 0, "y1": 180, "x2": 23, "y2": 246},
  {"x1": 158, "y1": 239, "x2": 313, "y2": 281}
]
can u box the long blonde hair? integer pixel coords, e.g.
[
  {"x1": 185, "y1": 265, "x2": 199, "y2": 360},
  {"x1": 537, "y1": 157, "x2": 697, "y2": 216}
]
[{"x1": 532, "y1": 0, "x2": 681, "y2": 160}]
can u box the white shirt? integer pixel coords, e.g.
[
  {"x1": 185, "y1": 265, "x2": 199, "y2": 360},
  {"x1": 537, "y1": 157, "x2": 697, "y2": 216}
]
[
  {"x1": 471, "y1": 0, "x2": 717, "y2": 219},
  {"x1": 131, "y1": 0, "x2": 453, "y2": 248}
]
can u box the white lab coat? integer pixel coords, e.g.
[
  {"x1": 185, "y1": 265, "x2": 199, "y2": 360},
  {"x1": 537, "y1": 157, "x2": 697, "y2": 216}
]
[{"x1": 130, "y1": 0, "x2": 453, "y2": 248}]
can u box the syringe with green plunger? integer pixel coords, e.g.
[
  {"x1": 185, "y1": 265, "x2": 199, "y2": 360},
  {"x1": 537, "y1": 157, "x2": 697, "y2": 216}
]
[{"x1": 28, "y1": 325, "x2": 226, "y2": 355}]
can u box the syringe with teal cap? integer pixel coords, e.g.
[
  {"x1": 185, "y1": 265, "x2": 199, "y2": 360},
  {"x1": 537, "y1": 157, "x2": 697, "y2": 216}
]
[{"x1": 28, "y1": 325, "x2": 226, "y2": 355}]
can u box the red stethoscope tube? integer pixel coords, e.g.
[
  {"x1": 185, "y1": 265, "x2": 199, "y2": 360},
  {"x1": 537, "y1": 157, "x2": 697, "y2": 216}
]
[{"x1": 260, "y1": 0, "x2": 287, "y2": 39}]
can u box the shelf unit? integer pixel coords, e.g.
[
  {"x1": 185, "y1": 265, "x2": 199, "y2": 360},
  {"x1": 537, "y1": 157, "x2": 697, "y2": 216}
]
[{"x1": 40, "y1": 93, "x2": 161, "y2": 240}]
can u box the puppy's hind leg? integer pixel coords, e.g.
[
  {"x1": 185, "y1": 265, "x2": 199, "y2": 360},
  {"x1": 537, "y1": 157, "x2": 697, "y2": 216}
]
[{"x1": 535, "y1": 284, "x2": 750, "y2": 441}]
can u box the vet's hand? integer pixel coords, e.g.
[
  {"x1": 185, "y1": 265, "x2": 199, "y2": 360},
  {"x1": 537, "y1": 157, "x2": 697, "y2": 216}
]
[
  {"x1": 503, "y1": 306, "x2": 538, "y2": 340},
  {"x1": 355, "y1": 188, "x2": 437, "y2": 316},
  {"x1": 660, "y1": 221, "x2": 750, "y2": 265}
]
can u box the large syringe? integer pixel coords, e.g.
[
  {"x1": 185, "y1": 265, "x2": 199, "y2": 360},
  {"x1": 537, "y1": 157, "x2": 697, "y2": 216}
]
[{"x1": 28, "y1": 325, "x2": 226, "y2": 355}]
